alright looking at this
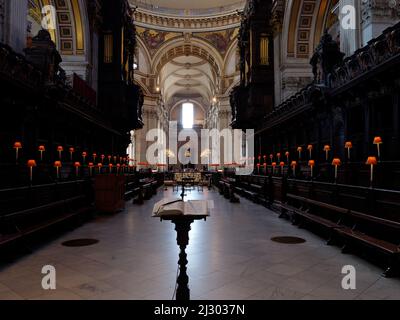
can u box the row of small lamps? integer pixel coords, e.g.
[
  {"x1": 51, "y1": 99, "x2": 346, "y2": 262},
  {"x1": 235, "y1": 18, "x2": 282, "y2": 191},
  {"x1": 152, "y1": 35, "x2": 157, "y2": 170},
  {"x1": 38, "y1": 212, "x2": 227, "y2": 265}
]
[
  {"x1": 252, "y1": 137, "x2": 383, "y2": 184},
  {"x1": 12, "y1": 143, "x2": 136, "y2": 183}
]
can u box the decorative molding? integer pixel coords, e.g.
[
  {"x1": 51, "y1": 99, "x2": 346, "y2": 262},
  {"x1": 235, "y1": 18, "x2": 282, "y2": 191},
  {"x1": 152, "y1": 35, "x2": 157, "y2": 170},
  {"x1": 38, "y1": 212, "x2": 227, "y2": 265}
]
[{"x1": 133, "y1": 9, "x2": 241, "y2": 32}]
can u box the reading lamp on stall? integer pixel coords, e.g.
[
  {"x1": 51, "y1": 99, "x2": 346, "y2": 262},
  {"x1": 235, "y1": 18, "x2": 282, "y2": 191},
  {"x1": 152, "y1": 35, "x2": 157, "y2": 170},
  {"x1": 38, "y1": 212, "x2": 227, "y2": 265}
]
[
  {"x1": 74, "y1": 162, "x2": 81, "y2": 177},
  {"x1": 366, "y1": 156, "x2": 378, "y2": 187},
  {"x1": 88, "y1": 162, "x2": 94, "y2": 176},
  {"x1": 291, "y1": 161, "x2": 297, "y2": 177},
  {"x1": 297, "y1": 147, "x2": 302, "y2": 160},
  {"x1": 307, "y1": 145, "x2": 313, "y2": 158},
  {"x1": 280, "y1": 161, "x2": 285, "y2": 175},
  {"x1": 13, "y1": 142, "x2": 22, "y2": 162},
  {"x1": 345, "y1": 141, "x2": 353, "y2": 160},
  {"x1": 308, "y1": 160, "x2": 315, "y2": 179},
  {"x1": 54, "y1": 161, "x2": 62, "y2": 179},
  {"x1": 373, "y1": 137, "x2": 382, "y2": 160},
  {"x1": 285, "y1": 151, "x2": 290, "y2": 165},
  {"x1": 38, "y1": 145, "x2": 45, "y2": 161},
  {"x1": 332, "y1": 158, "x2": 341, "y2": 183},
  {"x1": 324, "y1": 145, "x2": 331, "y2": 161},
  {"x1": 27, "y1": 160, "x2": 36, "y2": 184}
]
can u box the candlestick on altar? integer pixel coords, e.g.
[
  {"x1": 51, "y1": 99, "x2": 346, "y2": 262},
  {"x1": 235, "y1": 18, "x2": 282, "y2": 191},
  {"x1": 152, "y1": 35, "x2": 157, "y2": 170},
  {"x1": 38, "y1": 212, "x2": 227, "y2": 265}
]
[
  {"x1": 38, "y1": 145, "x2": 45, "y2": 161},
  {"x1": 307, "y1": 145, "x2": 313, "y2": 158},
  {"x1": 345, "y1": 142, "x2": 353, "y2": 160},
  {"x1": 324, "y1": 145, "x2": 331, "y2": 161},
  {"x1": 13, "y1": 142, "x2": 22, "y2": 162},
  {"x1": 27, "y1": 160, "x2": 37, "y2": 184},
  {"x1": 291, "y1": 161, "x2": 297, "y2": 177},
  {"x1": 88, "y1": 163, "x2": 94, "y2": 176},
  {"x1": 332, "y1": 158, "x2": 341, "y2": 183},
  {"x1": 74, "y1": 162, "x2": 81, "y2": 177},
  {"x1": 285, "y1": 152, "x2": 290, "y2": 165},
  {"x1": 366, "y1": 156, "x2": 377, "y2": 187},
  {"x1": 297, "y1": 147, "x2": 302, "y2": 160},
  {"x1": 54, "y1": 161, "x2": 62, "y2": 179},
  {"x1": 373, "y1": 137, "x2": 383, "y2": 160},
  {"x1": 308, "y1": 160, "x2": 315, "y2": 179}
]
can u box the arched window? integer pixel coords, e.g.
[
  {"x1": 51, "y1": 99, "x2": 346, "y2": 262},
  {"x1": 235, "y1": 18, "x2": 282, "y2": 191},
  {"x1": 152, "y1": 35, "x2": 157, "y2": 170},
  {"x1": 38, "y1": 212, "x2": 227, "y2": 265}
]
[{"x1": 182, "y1": 103, "x2": 194, "y2": 129}]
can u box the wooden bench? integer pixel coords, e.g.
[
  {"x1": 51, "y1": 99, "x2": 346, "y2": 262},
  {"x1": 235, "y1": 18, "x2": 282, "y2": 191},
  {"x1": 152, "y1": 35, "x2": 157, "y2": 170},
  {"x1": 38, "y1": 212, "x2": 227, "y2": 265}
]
[
  {"x1": 285, "y1": 193, "x2": 400, "y2": 277},
  {"x1": 0, "y1": 195, "x2": 91, "y2": 248}
]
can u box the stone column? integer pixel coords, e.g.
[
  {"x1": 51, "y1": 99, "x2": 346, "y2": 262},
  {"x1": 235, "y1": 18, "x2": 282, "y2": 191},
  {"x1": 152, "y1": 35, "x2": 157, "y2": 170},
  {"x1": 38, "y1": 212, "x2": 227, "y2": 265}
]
[{"x1": 361, "y1": 0, "x2": 400, "y2": 46}]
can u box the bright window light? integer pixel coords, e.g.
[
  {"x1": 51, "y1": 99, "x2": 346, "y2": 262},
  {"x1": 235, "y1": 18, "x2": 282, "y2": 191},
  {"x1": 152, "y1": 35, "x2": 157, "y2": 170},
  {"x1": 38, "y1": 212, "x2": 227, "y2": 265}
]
[{"x1": 182, "y1": 103, "x2": 194, "y2": 129}]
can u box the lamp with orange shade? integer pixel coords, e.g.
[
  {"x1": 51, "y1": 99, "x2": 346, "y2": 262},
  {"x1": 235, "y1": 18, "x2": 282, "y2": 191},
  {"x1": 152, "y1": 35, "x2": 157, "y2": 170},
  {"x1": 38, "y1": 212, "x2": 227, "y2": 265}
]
[
  {"x1": 109, "y1": 163, "x2": 113, "y2": 173},
  {"x1": 277, "y1": 153, "x2": 281, "y2": 163},
  {"x1": 257, "y1": 163, "x2": 261, "y2": 174},
  {"x1": 88, "y1": 162, "x2": 94, "y2": 176},
  {"x1": 54, "y1": 161, "x2": 62, "y2": 179},
  {"x1": 38, "y1": 145, "x2": 45, "y2": 161},
  {"x1": 280, "y1": 161, "x2": 285, "y2": 174},
  {"x1": 345, "y1": 141, "x2": 353, "y2": 160},
  {"x1": 308, "y1": 160, "x2": 315, "y2": 178},
  {"x1": 97, "y1": 163, "x2": 103, "y2": 174},
  {"x1": 14, "y1": 142, "x2": 22, "y2": 162},
  {"x1": 92, "y1": 153, "x2": 97, "y2": 163},
  {"x1": 74, "y1": 162, "x2": 81, "y2": 177},
  {"x1": 82, "y1": 152, "x2": 87, "y2": 164},
  {"x1": 373, "y1": 137, "x2": 383, "y2": 159},
  {"x1": 323, "y1": 145, "x2": 331, "y2": 161},
  {"x1": 366, "y1": 156, "x2": 378, "y2": 185},
  {"x1": 27, "y1": 160, "x2": 37, "y2": 183},
  {"x1": 332, "y1": 158, "x2": 341, "y2": 182},
  {"x1": 116, "y1": 163, "x2": 121, "y2": 174},
  {"x1": 108, "y1": 155, "x2": 112, "y2": 164},
  {"x1": 307, "y1": 145, "x2": 313, "y2": 158},
  {"x1": 68, "y1": 147, "x2": 74, "y2": 160},
  {"x1": 285, "y1": 151, "x2": 290, "y2": 164},
  {"x1": 272, "y1": 162, "x2": 277, "y2": 175},
  {"x1": 297, "y1": 147, "x2": 302, "y2": 160},
  {"x1": 291, "y1": 161, "x2": 297, "y2": 177},
  {"x1": 101, "y1": 154, "x2": 105, "y2": 164}
]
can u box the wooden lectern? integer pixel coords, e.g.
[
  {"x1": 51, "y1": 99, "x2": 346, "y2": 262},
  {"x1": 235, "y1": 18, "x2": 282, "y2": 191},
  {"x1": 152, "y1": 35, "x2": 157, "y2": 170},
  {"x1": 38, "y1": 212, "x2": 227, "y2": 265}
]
[{"x1": 153, "y1": 199, "x2": 209, "y2": 301}]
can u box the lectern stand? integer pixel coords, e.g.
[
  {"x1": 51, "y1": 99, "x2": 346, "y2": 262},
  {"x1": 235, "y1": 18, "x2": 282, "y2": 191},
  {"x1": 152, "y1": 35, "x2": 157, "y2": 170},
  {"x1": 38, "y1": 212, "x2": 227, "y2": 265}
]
[{"x1": 158, "y1": 214, "x2": 207, "y2": 301}]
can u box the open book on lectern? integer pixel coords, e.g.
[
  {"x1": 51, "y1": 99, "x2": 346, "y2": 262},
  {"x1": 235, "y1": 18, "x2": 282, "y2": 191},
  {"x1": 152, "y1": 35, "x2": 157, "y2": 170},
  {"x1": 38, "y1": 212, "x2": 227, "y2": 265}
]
[{"x1": 152, "y1": 198, "x2": 209, "y2": 217}]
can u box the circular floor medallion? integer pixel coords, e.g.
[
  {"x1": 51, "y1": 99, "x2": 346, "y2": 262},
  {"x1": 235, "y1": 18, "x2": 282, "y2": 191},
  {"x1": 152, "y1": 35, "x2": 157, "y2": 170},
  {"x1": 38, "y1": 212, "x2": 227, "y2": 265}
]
[
  {"x1": 271, "y1": 236, "x2": 306, "y2": 244},
  {"x1": 61, "y1": 239, "x2": 99, "y2": 247}
]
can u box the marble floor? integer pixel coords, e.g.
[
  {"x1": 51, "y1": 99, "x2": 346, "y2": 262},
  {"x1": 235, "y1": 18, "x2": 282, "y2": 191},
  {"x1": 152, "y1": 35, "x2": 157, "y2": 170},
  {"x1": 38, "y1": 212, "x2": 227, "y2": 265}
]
[{"x1": 0, "y1": 188, "x2": 399, "y2": 300}]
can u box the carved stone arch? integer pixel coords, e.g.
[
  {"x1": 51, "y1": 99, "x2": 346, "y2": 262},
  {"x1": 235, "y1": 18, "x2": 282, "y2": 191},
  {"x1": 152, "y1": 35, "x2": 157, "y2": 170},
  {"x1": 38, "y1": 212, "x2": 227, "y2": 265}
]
[
  {"x1": 135, "y1": 37, "x2": 152, "y2": 74},
  {"x1": 223, "y1": 38, "x2": 239, "y2": 74},
  {"x1": 151, "y1": 38, "x2": 223, "y2": 76},
  {"x1": 284, "y1": 0, "x2": 334, "y2": 59},
  {"x1": 29, "y1": 0, "x2": 89, "y2": 57}
]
